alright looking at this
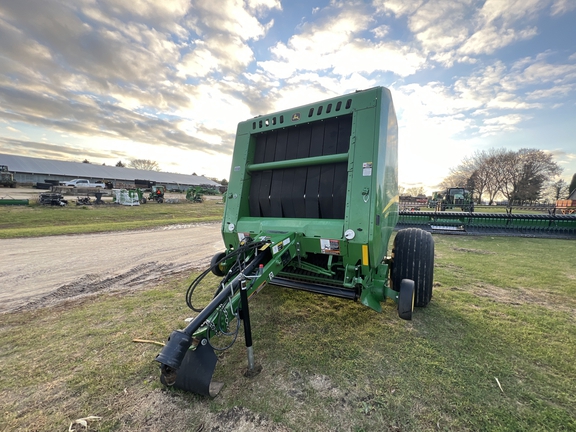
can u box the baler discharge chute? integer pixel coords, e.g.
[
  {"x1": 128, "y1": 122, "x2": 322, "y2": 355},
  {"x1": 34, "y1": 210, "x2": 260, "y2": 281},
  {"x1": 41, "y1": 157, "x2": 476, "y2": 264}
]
[{"x1": 155, "y1": 87, "x2": 435, "y2": 396}]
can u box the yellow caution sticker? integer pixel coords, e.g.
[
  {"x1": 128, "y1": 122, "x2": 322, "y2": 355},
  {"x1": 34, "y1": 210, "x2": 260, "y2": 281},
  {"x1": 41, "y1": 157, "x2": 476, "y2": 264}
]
[{"x1": 362, "y1": 244, "x2": 369, "y2": 266}]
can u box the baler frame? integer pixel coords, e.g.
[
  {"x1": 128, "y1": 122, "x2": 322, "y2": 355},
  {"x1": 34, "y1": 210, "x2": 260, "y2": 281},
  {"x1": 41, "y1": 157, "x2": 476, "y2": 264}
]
[{"x1": 156, "y1": 87, "x2": 435, "y2": 396}]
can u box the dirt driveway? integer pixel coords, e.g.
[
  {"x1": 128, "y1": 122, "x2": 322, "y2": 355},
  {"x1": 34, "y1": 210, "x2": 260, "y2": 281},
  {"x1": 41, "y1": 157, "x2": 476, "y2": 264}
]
[{"x1": 0, "y1": 223, "x2": 223, "y2": 313}]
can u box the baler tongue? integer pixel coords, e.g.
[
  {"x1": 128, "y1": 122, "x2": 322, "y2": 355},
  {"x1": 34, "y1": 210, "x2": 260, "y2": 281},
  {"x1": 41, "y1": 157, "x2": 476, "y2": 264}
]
[{"x1": 160, "y1": 342, "x2": 223, "y2": 397}]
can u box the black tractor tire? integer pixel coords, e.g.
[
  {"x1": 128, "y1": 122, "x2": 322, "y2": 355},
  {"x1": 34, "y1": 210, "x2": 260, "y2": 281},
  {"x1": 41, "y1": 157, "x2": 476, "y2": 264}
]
[
  {"x1": 211, "y1": 252, "x2": 227, "y2": 277},
  {"x1": 157, "y1": 197, "x2": 164, "y2": 204},
  {"x1": 392, "y1": 228, "x2": 435, "y2": 307},
  {"x1": 398, "y1": 279, "x2": 414, "y2": 320},
  {"x1": 140, "y1": 197, "x2": 147, "y2": 204}
]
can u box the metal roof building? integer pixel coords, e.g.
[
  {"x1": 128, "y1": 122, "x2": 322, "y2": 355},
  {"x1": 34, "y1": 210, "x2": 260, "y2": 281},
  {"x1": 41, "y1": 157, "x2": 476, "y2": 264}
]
[{"x1": 0, "y1": 153, "x2": 220, "y2": 190}]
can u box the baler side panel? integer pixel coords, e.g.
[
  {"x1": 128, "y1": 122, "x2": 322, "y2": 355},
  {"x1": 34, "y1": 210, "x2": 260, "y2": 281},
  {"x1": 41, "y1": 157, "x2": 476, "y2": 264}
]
[
  {"x1": 372, "y1": 89, "x2": 398, "y2": 265},
  {"x1": 223, "y1": 131, "x2": 253, "y2": 239},
  {"x1": 345, "y1": 106, "x2": 377, "y2": 249}
]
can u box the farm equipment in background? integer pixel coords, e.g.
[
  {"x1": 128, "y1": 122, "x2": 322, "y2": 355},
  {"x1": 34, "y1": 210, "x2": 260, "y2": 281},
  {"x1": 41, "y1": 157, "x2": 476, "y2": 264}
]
[
  {"x1": 112, "y1": 189, "x2": 141, "y2": 206},
  {"x1": 555, "y1": 200, "x2": 576, "y2": 214},
  {"x1": 76, "y1": 196, "x2": 92, "y2": 205},
  {"x1": 38, "y1": 193, "x2": 67, "y2": 206},
  {"x1": 133, "y1": 180, "x2": 165, "y2": 203},
  {"x1": 555, "y1": 186, "x2": 576, "y2": 214},
  {"x1": 197, "y1": 186, "x2": 220, "y2": 195},
  {"x1": 397, "y1": 210, "x2": 576, "y2": 238},
  {"x1": 0, "y1": 165, "x2": 17, "y2": 188},
  {"x1": 155, "y1": 87, "x2": 435, "y2": 397},
  {"x1": 0, "y1": 196, "x2": 28, "y2": 206},
  {"x1": 186, "y1": 187, "x2": 204, "y2": 203},
  {"x1": 147, "y1": 185, "x2": 165, "y2": 203},
  {"x1": 131, "y1": 183, "x2": 166, "y2": 204},
  {"x1": 429, "y1": 187, "x2": 474, "y2": 212}
]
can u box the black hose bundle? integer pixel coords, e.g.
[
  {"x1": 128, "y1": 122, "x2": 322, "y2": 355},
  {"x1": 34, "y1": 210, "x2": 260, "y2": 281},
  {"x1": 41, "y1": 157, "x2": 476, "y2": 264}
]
[{"x1": 185, "y1": 239, "x2": 268, "y2": 312}]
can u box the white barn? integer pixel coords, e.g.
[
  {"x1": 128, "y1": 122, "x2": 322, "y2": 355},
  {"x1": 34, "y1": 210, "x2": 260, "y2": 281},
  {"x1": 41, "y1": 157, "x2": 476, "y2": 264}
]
[{"x1": 0, "y1": 153, "x2": 221, "y2": 191}]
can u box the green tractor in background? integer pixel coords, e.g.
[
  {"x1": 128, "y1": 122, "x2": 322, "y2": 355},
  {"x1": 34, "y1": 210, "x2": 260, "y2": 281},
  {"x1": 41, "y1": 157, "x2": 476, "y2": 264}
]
[
  {"x1": 0, "y1": 165, "x2": 17, "y2": 188},
  {"x1": 137, "y1": 185, "x2": 165, "y2": 204},
  {"x1": 186, "y1": 186, "x2": 204, "y2": 203},
  {"x1": 147, "y1": 185, "x2": 165, "y2": 203},
  {"x1": 429, "y1": 187, "x2": 474, "y2": 212}
]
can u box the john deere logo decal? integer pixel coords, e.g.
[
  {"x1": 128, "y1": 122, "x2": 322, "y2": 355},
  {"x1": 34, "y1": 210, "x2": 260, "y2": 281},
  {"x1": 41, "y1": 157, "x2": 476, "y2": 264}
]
[{"x1": 291, "y1": 112, "x2": 300, "y2": 121}]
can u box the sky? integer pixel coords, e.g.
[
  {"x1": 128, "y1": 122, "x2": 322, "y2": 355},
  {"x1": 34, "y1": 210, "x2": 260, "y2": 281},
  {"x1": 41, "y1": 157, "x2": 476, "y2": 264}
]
[{"x1": 1, "y1": 0, "x2": 575, "y2": 192}]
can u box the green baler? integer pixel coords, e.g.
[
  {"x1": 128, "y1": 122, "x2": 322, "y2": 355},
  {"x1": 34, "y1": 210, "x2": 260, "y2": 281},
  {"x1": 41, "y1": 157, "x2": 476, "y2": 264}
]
[{"x1": 156, "y1": 87, "x2": 434, "y2": 396}]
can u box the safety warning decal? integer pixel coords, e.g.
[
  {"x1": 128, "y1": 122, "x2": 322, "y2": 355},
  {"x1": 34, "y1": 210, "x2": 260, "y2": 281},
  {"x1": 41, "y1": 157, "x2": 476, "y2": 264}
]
[
  {"x1": 238, "y1": 232, "x2": 251, "y2": 241},
  {"x1": 320, "y1": 239, "x2": 340, "y2": 255},
  {"x1": 363, "y1": 162, "x2": 373, "y2": 177},
  {"x1": 272, "y1": 237, "x2": 291, "y2": 255}
]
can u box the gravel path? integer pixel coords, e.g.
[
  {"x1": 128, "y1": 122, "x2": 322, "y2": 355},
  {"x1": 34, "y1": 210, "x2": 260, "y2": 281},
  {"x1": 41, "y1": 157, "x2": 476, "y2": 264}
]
[{"x1": 0, "y1": 223, "x2": 223, "y2": 313}]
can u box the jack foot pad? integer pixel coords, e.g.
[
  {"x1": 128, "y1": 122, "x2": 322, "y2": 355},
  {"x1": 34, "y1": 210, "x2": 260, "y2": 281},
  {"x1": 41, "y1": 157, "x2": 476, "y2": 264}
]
[{"x1": 242, "y1": 363, "x2": 263, "y2": 378}]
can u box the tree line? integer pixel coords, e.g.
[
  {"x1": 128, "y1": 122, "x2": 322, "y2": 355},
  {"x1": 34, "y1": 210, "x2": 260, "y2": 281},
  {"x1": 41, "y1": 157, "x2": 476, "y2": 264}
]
[{"x1": 440, "y1": 148, "x2": 569, "y2": 205}]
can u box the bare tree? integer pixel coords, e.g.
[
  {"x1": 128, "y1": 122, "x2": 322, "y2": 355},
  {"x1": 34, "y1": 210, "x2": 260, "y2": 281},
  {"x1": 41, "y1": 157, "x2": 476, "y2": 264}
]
[
  {"x1": 442, "y1": 148, "x2": 560, "y2": 206},
  {"x1": 129, "y1": 159, "x2": 160, "y2": 171},
  {"x1": 440, "y1": 151, "x2": 489, "y2": 203},
  {"x1": 406, "y1": 186, "x2": 425, "y2": 197},
  {"x1": 469, "y1": 148, "x2": 508, "y2": 204},
  {"x1": 499, "y1": 149, "x2": 561, "y2": 205},
  {"x1": 116, "y1": 161, "x2": 125, "y2": 167},
  {"x1": 439, "y1": 164, "x2": 473, "y2": 190},
  {"x1": 545, "y1": 179, "x2": 569, "y2": 202}
]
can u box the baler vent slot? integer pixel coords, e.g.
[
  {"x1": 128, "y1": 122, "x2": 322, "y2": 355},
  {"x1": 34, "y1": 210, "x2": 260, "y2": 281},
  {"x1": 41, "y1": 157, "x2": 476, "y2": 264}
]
[
  {"x1": 249, "y1": 114, "x2": 352, "y2": 219},
  {"x1": 251, "y1": 99, "x2": 352, "y2": 131},
  {"x1": 252, "y1": 116, "x2": 284, "y2": 130}
]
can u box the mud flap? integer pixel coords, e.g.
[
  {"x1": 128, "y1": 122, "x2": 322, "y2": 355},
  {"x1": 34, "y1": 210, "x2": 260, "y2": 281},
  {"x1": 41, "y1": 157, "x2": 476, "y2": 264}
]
[{"x1": 160, "y1": 342, "x2": 224, "y2": 397}]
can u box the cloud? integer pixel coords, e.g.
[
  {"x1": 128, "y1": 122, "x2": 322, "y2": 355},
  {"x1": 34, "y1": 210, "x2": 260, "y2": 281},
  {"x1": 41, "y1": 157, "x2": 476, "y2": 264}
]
[
  {"x1": 371, "y1": 24, "x2": 390, "y2": 39},
  {"x1": 0, "y1": 136, "x2": 131, "y2": 161},
  {"x1": 478, "y1": 113, "x2": 530, "y2": 136},
  {"x1": 525, "y1": 84, "x2": 575, "y2": 100},
  {"x1": 257, "y1": 4, "x2": 427, "y2": 80},
  {"x1": 374, "y1": 0, "x2": 575, "y2": 67},
  {"x1": 0, "y1": 0, "x2": 281, "y2": 160},
  {"x1": 374, "y1": 0, "x2": 425, "y2": 17},
  {"x1": 391, "y1": 49, "x2": 576, "y2": 145},
  {"x1": 459, "y1": 25, "x2": 539, "y2": 56},
  {"x1": 176, "y1": 0, "x2": 280, "y2": 79},
  {"x1": 551, "y1": 0, "x2": 576, "y2": 15}
]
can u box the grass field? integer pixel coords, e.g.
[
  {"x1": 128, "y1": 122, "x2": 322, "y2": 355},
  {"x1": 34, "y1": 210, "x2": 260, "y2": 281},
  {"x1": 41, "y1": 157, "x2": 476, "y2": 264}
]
[
  {"x1": 1, "y1": 234, "x2": 574, "y2": 431},
  {"x1": 0, "y1": 199, "x2": 224, "y2": 238}
]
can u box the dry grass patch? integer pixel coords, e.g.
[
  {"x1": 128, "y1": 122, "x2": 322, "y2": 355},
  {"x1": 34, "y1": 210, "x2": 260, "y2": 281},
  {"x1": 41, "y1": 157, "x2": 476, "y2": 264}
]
[{"x1": 1, "y1": 235, "x2": 576, "y2": 431}]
